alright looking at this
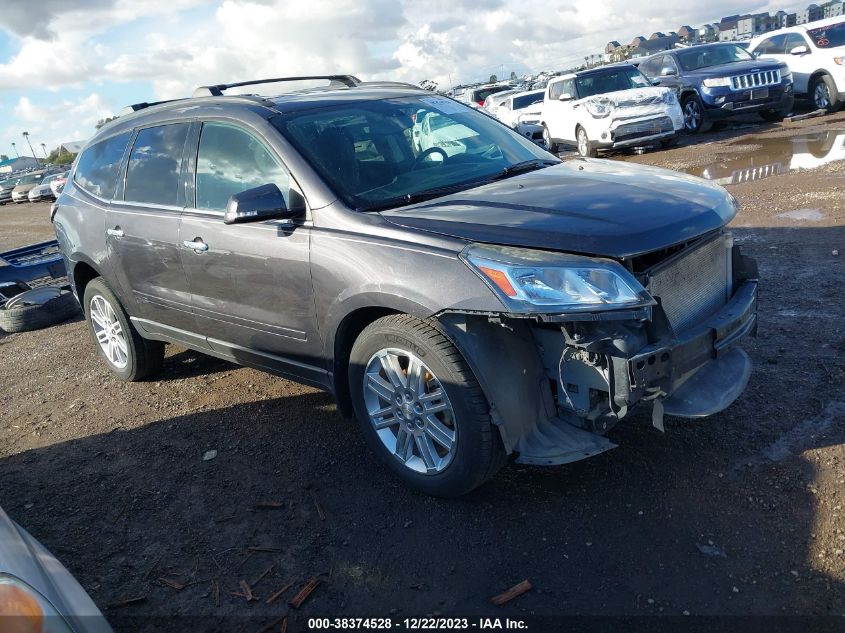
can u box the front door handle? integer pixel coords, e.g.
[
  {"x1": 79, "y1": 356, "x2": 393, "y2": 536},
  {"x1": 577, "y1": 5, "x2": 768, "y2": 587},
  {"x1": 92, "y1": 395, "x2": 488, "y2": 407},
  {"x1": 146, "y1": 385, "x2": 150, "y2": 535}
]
[
  {"x1": 183, "y1": 239, "x2": 209, "y2": 252},
  {"x1": 106, "y1": 227, "x2": 124, "y2": 238}
]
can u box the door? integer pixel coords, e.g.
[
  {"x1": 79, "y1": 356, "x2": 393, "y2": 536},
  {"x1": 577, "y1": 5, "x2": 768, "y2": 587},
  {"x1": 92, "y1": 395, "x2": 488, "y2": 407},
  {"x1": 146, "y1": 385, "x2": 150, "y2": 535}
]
[
  {"x1": 106, "y1": 122, "x2": 195, "y2": 332},
  {"x1": 179, "y1": 120, "x2": 325, "y2": 382},
  {"x1": 783, "y1": 32, "x2": 815, "y2": 93},
  {"x1": 545, "y1": 79, "x2": 576, "y2": 140}
]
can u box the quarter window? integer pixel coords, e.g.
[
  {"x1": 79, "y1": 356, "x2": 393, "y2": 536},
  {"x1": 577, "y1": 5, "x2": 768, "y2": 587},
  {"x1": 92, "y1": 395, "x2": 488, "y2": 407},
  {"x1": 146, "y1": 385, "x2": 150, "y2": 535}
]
[
  {"x1": 195, "y1": 122, "x2": 290, "y2": 212},
  {"x1": 73, "y1": 132, "x2": 131, "y2": 200},
  {"x1": 124, "y1": 123, "x2": 190, "y2": 206}
]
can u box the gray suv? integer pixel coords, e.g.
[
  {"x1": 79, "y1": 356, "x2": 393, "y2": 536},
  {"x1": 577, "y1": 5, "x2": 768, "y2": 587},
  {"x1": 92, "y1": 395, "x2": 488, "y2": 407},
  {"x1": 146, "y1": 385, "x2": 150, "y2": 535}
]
[{"x1": 53, "y1": 75, "x2": 759, "y2": 497}]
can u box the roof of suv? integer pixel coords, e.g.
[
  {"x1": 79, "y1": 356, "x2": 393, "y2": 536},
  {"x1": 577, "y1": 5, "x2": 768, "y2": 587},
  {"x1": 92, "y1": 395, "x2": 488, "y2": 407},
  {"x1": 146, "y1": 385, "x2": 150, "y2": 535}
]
[{"x1": 95, "y1": 80, "x2": 429, "y2": 143}]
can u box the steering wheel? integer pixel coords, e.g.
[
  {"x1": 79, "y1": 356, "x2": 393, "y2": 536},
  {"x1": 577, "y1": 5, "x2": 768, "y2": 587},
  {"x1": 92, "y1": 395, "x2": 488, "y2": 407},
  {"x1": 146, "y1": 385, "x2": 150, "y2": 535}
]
[{"x1": 412, "y1": 146, "x2": 449, "y2": 170}]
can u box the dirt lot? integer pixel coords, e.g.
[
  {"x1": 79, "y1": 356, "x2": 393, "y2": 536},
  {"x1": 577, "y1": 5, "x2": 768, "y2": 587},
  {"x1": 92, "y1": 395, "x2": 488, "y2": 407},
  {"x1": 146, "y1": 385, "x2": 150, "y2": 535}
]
[{"x1": 1, "y1": 112, "x2": 843, "y2": 631}]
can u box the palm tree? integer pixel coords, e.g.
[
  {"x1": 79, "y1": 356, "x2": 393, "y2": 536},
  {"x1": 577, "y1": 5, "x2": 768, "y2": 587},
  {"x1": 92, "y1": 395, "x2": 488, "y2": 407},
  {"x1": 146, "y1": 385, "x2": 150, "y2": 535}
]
[
  {"x1": 22, "y1": 131, "x2": 40, "y2": 166},
  {"x1": 40, "y1": 143, "x2": 48, "y2": 159},
  {"x1": 10, "y1": 142, "x2": 18, "y2": 158}
]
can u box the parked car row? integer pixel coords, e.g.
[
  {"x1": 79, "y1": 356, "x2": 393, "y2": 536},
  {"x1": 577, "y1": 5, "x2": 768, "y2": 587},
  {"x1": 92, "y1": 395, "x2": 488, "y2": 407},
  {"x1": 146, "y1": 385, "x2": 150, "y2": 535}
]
[
  {"x1": 0, "y1": 168, "x2": 68, "y2": 205},
  {"x1": 472, "y1": 17, "x2": 843, "y2": 157}
]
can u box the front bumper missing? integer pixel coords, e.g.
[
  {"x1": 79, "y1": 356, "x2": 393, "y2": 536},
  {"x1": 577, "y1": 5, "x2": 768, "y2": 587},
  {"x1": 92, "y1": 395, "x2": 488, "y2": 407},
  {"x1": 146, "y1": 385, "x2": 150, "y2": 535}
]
[{"x1": 627, "y1": 280, "x2": 757, "y2": 416}]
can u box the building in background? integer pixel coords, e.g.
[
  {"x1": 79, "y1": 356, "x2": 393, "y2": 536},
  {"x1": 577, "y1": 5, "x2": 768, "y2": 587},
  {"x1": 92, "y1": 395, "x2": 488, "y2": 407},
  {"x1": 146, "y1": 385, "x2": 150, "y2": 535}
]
[
  {"x1": 797, "y1": 3, "x2": 824, "y2": 23},
  {"x1": 0, "y1": 156, "x2": 40, "y2": 174}
]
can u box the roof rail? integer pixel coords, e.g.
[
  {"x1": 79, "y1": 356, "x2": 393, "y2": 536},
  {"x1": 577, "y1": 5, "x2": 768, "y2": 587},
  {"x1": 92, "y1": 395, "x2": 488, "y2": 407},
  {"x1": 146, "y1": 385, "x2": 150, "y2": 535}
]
[
  {"x1": 192, "y1": 75, "x2": 361, "y2": 97},
  {"x1": 119, "y1": 99, "x2": 184, "y2": 116},
  {"x1": 356, "y1": 81, "x2": 423, "y2": 90}
]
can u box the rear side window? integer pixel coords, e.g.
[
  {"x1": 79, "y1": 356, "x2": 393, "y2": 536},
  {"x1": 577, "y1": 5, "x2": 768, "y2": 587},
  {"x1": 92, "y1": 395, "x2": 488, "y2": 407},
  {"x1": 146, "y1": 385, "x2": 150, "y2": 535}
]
[
  {"x1": 124, "y1": 123, "x2": 190, "y2": 206},
  {"x1": 195, "y1": 122, "x2": 290, "y2": 211},
  {"x1": 73, "y1": 132, "x2": 131, "y2": 199}
]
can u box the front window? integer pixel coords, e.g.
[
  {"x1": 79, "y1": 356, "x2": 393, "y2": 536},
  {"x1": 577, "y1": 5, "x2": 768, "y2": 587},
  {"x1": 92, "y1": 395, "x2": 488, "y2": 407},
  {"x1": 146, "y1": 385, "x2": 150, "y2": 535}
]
[
  {"x1": 676, "y1": 45, "x2": 754, "y2": 71},
  {"x1": 275, "y1": 96, "x2": 555, "y2": 211},
  {"x1": 808, "y1": 22, "x2": 845, "y2": 49},
  {"x1": 575, "y1": 67, "x2": 651, "y2": 99}
]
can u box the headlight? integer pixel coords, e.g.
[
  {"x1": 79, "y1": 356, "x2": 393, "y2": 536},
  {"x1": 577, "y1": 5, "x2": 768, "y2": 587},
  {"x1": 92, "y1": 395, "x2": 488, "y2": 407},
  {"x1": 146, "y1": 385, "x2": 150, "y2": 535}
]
[
  {"x1": 781, "y1": 70, "x2": 793, "y2": 81},
  {"x1": 461, "y1": 243, "x2": 654, "y2": 313},
  {"x1": 585, "y1": 98, "x2": 616, "y2": 118},
  {"x1": 0, "y1": 574, "x2": 74, "y2": 633},
  {"x1": 662, "y1": 90, "x2": 678, "y2": 104},
  {"x1": 702, "y1": 77, "x2": 732, "y2": 88}
]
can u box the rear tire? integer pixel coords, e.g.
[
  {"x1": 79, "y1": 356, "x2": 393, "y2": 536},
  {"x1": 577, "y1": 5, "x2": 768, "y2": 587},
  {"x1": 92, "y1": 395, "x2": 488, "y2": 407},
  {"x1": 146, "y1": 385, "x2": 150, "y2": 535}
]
[
  {"x1": 348, "y1": 314, "x2": 506, "y2": 497},
  {"x1": 83, "y1": 277, "x2": 164, "y2": 381},
  {"x1": 811, "y1": 75, "x2": 841, "y2": 112}
]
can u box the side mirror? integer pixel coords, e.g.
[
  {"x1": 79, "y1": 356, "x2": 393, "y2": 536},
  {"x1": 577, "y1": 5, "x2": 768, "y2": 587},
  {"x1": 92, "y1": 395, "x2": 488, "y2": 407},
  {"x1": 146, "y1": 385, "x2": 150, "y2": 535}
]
[
  {"x1": 790, "y1": 45, "x2": 809, "y2": 55},
  {"x1": 223, "y1": 183, "x2": 298, "y2": 225},
  {"x1": 651, "y1": 79, "x2": 661, "y2": 86},
  {"x1": 660, "y1": 67, "x2": 677, "y2": 76},
  {"x1": 559, "y1": 93, "x2": 573, "y2": 101}
]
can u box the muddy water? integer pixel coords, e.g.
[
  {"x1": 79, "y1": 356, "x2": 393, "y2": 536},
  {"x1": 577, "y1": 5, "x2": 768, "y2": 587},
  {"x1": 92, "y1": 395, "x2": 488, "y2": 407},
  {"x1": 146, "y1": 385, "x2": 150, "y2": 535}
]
[{"x1": 683, "y1": 129, "x2": 845, "y2": 185}]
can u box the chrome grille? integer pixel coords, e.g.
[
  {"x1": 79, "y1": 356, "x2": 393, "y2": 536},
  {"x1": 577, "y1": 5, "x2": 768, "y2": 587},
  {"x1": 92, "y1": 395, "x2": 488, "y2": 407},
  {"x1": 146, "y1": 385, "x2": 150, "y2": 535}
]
[
  {"x1": 730, "y1": 70, "x2": 780, "y2": 91},
  {"x1": 648, "y1": 235, "x2": 732, "y2": 333}
]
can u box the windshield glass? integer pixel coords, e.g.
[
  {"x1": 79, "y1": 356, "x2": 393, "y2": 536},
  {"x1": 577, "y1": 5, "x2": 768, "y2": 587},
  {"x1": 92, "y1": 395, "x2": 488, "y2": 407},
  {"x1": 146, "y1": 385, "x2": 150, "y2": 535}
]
[
  {"x1": 808, "y1": 22, "x2": 845, "y2": 48},
  {"x1": 676, "y1": 45, "x2": 753, "y2": 71},
  {"x1": 512, "y1": 92, "x2": 544, "y2": 109},
  {"x1": 575, "y1": 67, "x2": 651, "y2": 98},
  {"x1": 18, "y1": 173, "x2": 42, "y2": 185},
  {"x1": 275, "y1": 95, "x2": 555, "y2": 211}
]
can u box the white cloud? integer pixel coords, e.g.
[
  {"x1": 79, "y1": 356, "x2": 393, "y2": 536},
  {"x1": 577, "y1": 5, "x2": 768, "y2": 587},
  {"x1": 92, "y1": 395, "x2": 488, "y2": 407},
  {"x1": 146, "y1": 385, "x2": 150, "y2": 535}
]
[{"x1": 0, "y1": 0, "x2": 790, "y2": 146}]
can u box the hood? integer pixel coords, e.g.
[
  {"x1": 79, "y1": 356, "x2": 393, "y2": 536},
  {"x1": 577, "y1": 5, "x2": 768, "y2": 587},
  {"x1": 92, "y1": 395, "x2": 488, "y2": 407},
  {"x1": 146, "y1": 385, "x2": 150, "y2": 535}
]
[
  {"x1": 13, "y1": 183, "x2": 36, "y2": 194},
  {"x1": 686, "y1": 58, "x2": 785, "y2": 77},
  {"x1": 379, "y1": 160, "x2": 736, "y2": 258},
  {"x1": 0, "y1": 506, "x2": 112, "y2": 632},
  {"x1": 578, "y1": 86, "x2": 672, "y2": 107}
]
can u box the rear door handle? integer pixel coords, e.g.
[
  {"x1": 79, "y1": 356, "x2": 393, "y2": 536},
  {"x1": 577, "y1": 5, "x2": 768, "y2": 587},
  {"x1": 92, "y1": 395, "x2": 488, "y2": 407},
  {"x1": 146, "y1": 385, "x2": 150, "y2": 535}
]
[
  {"x1": 106, "y1": 227, "x2": 124, "y2": 238},
  {"x1": 183, "y1": 239, "x2": 209, "y2": 252}
]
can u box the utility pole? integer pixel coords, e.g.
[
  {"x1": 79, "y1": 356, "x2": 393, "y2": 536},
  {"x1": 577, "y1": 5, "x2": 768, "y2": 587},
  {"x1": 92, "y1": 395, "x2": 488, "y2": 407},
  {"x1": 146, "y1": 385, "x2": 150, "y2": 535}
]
[
  {"x1": 40, "y1": 143, "x2": 48, "y2": 159},
  {"x1": 23, "y1": 131, "x2": 40, "y2": 167},
  {"x1": 11, "y1": 142, "x2": 19, "y2": 158}
]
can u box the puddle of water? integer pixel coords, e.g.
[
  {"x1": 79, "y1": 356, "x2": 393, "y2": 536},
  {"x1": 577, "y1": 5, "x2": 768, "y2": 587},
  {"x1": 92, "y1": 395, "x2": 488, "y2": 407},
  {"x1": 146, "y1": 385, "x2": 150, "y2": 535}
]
[
  {"x1": 776, "y1": 208, "x2": 825, "y2": 222},
  {"x1": 684, "y1": 130, "x2": 845, "y2": 185}
]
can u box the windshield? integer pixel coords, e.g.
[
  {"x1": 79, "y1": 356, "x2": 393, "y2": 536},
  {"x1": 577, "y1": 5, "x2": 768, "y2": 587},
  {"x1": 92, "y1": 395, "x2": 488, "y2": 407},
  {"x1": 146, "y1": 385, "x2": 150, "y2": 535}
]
[
  {"x1": 676, "y1": 45, "x2": 753, "y2": 71},
  {"x1": 512, "y1": 92, "x2": 544, "y2": 109},
  {"x1": 808, "y1": 22, "x2": 845, "y2": 49},
  {"x1": 575, "y1": 67, "x2": 651, "y2": 98},
  {"x1": 18, "y1": 173, "x2": 42, "y2": 185},
  {"x1": 41, "y1": 173, "x2": 59, "y2": 184},
  {"x1": 275, "y1": 95, "x2": 555, "y2": 211}
]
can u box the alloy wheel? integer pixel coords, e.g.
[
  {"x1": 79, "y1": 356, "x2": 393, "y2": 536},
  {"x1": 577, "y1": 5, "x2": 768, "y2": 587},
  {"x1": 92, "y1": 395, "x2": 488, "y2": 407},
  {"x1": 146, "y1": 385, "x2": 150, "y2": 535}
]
[
  {"x1": 577, "y1": 128, "x2": 589, "y2": 157},
  {"x1": 814, "y1": 81, "x2": 831, "y2": 110},
  {"x1": 683, "y1": 100, "x2": 701, "y2": 131},
  {"x1": 363, "y1": 348, "x2": 457, "y2": 475},
  {"x1": 89, "y1": 294, "x2": 128, "y2": 369}
]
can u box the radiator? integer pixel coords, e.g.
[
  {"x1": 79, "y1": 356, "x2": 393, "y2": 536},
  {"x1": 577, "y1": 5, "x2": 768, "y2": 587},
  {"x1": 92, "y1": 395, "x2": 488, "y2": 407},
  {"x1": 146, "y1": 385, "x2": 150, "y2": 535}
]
[{"x1": 648, "y1": 234, "x2": 732, "y2": 333}]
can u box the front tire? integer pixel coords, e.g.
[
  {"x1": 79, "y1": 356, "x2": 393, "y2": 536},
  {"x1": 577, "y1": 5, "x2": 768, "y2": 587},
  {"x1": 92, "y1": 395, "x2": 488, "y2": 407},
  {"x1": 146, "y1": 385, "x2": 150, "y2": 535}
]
[
  {"x1": 542, "y1": 125, "x2": 559, "y2": 154},
  {"x1": 83, "y1": 278, "x2": 164, "y2": 381},
  {"x1": 811, "y1": 75, "x2": 841, "y2": 112},
  {"x1": 348, "y1": 314, "x2": 505, "y2": 497},
  {"x1": 681, "y1": 94, "x2": 712, "y2": 133},
  {"x1": 576, "y1": 125, "x2": 597, "y2": 158}
]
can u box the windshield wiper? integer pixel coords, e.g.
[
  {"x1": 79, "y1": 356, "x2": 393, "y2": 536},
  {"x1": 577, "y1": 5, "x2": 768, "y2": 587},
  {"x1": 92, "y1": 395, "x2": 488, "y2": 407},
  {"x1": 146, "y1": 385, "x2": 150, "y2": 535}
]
[
  {"x1": 490, "y1": 159, "x2": 558, "y2": 181},
  {"x1": 363, "y1": 181, "x2": 487, "y2": 212}
]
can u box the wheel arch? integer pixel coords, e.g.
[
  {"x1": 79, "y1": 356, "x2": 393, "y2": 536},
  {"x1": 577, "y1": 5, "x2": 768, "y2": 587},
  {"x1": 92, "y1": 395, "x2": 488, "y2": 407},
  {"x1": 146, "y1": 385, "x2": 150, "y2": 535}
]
[{"x1": 70, "y1": 257, "x2": 102, "y2": 304}]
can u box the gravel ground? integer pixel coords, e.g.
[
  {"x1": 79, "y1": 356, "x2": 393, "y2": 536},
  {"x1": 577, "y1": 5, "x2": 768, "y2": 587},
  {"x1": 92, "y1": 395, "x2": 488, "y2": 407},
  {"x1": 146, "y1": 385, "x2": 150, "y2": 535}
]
[{"x1": 0, "y1": 111, "x2": 843, "y2": 632}]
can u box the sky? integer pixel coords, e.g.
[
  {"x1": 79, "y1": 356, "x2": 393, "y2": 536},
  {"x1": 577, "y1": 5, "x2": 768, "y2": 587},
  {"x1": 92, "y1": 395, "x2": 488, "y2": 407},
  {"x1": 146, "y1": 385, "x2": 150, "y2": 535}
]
[{"x1": 0, "y1": 0, "x2": 792, "y2": 159}]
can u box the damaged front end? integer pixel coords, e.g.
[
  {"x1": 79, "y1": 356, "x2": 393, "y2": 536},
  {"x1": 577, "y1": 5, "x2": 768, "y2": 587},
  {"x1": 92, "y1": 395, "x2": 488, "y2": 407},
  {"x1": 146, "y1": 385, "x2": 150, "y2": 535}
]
[{"x1": 437, "y1": 230, "x2": 758, "y2": 466}]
